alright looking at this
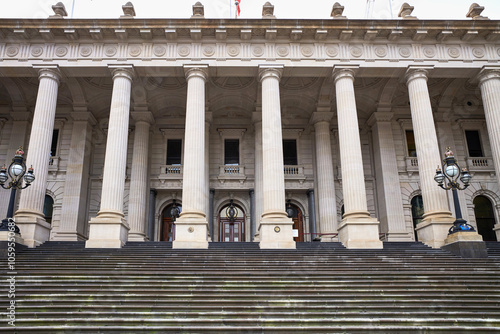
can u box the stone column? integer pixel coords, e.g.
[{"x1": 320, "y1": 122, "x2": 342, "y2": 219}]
[
  {"x1": 15, "y1": 66, "x2": 61, "y2": 247},
  {"x1": 252, "y1": 111, "x2": 263, "y2": 241},
  {"x1": 55, "y1": 111, "x2": 97, "y2": 241},
  {"x1": 147, "y1": 189, "x2": 157, "y2": 241},
  {"x1": 368, "y1": 111, "x2": 410, "y2": 241},
  {"x1": 86, "y1": 66, "x2": 134, "y2": 248},
  {"x1": 477, "y1": 66, "x2": 500, "y2": 241},
  {"x1": 209, "y1": 189, "x2": 215, "y2": 240},
  {"x1": 249, "y1": 189, "x2": 255, "y2": 241},
  {"x1": 173, "y1": 65, "x2": 209, "y2": 249},
  {"x1": 405, "y1": 66, "x2": 453, "y2": 248},
  {"x1": 258, "y1": 65, "x2": 295, "y2": 249},
  {"x1": 307, "y1": 189, "x2": 317, "y2": 241},
  {"x1": 127, "y1": 111, "x2": 154, "y2": 241},
  {"x1": 310, "y1": 111, "x2": 338, "y2": 241},
  {"x1": 205, "y1": 112, "x2": 212, "y2": 241},
  {"x1": 332, "y1": 66, "x2": 382, "y2": 249}
]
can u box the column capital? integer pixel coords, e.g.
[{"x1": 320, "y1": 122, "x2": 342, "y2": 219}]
[
  {"x1": 33, "y1": 65, "x2": 62, "y2": 85},
  {"x1": 131, "y1": 111, "x2": 155, "y2": 125},
  {"x1": 109, "y1": 65, "x2": 135, "y2": 82},
  {"x1": 405, "y1": 65, "x2": 434, "y2": 84},
  {"x1": 332, "y1": 65, "x2": 359, "y2": 84},
  {"x1": 367, "y1": 111, "x2": 394, "y2": 126},
  {"x1": 310, "y1": 111, "x2": 334, "y2": 125},
  {"x1": 258, "y1": 64, "x2": 284, "y2": 82},
  {"x1": 184, "y1": 64, "x2": 208, "y2": 81},
  {"x1": 476, "y1": 66, "x2": 500, "y2": 86}
]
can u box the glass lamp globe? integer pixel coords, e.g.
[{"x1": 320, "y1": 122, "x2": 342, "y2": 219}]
[
  {"x1": 10, "y1": 163, "x2": 24, "y2": 177},
  {"x1": 445, "y1": 164, "x2": 459, "y2": 178}
]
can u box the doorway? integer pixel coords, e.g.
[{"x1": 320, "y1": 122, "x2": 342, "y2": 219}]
[
  {"x1": 473, "y1": 195, "x2": 497, "y2": 241},
  {"x1": 219, "y1": 201, "x2": 245, "y2": 242},
  {"x1": 287, "y1": 202, "x2": 304, "y2": 242},
  {"x1": 160, "y1": 201, "x2": 181, "y2": 241}
]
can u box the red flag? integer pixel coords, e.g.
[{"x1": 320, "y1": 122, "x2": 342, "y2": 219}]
[{"x1": 236, "y1": 0, "x2": 241, "y2": 16}]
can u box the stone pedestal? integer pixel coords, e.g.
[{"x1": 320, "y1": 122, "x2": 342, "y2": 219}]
[
  {"x1": 415, "y1": 217, "x2": 454, "y2": 248},
  {"x1": 172, "y1": 216, "x2": 209, "y2": 249},
  {"x1": 12, "y1": 216, "x2": 50, "y2": 247},
  {"x1": 258, "y1": 219, "x2": 295, "y2": 249},
  {"x1": 442, "y1": 232, "x2": 488, "y2": 258},
  {"x1": 338, "y1": 218, "x2": 383, "y2": 249},
  {"x1": 85, "y1": 216, "x2": 130, "y2": 249}
]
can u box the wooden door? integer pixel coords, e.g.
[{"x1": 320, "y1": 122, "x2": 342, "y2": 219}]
[
  {"x1": 291, "y1": 207, "x2": 304, "y2": 242},
  {"x1": 220, "y1": 218, "x2": 245, "y2": 242}
]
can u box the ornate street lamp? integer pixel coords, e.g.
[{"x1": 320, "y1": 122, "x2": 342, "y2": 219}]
[
  {"x1": 434, "y1": 147, "x2": 473, "y2": 235},
  {"x1": 0, "y1": 147, "x2": 35, "y2": 234},
  {"x1": 170, "y1": 199, "x2": 180, "y2": 222},
  {"x1": 286, "y1": 199, "x2": 296, "y2": 218},
  {"x1": 226, "y1": 199, "x2": 238, "y2": 223}
]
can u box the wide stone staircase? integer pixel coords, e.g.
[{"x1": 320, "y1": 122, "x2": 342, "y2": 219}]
[{"x1": 2, "y1": 241, "x2": 500, "y2": 333}]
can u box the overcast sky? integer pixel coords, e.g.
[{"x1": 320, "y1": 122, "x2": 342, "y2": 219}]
[{"x1": 2, "y1": 0, "x2": 499, "y2": 20}]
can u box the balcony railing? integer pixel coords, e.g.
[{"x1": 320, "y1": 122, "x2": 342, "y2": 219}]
[
  {"x1": 284, "y1": 165, "x2": 306, "y2": 183},
  {"x1": 466, "y1": 156, "x2": 495, "y2": 173},
  {"x1": 158, "y1": 164, "x2": 183, "y2": 182},
  {"x1": 405, "y1": 156, "x2": 419, "y2": 174},
  {"x1": 48, "y1": 156, "x2": 60, "y2": 175},
  {"x1": 218, "y1": 165, "x2": 246, "y2": 183}
]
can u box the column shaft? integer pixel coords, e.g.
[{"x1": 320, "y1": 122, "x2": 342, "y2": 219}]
[
  {"x1": 252, "y1": 112, "x2": 263, "y2": 241},
  {"x1": 15, "y1": 67, "x2": 60, "y2": 247},
  {"x1": 148, "y1": 189, "x2": 157, "y2": 241}
]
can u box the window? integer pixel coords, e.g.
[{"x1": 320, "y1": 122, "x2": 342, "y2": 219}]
[
  {"x1": 50, "y1": 129, "x2": 59, "y2": 157},
  {"x1": 465, "y1": 130, "x2": 483, "y2": 157},
  {"x1": 224, "y1": 139, "x2": 239, "y2": 165},
  {"x1": 406, "y1": 130, "x2": 417, "y2": 157},
  {"x1": 283, "y1": 139, "x2": 298, "y2": 165},
  {"x1": 166, "y1": 139, "x2": 182, "y2": 165}
]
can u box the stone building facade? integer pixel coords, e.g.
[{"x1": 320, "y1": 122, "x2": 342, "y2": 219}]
[{"x1": 0, "y1": 2, "x2": 499, "y2": 249}]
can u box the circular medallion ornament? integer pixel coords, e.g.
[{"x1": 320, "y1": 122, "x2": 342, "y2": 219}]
[
  {"x1": 326, "y1": 46, "x2": 339, "y2": 57},
  {"x1": 399, "y1": 47, "x2": 411, "y2": 58},
  {"x1": 55, "y1": 46, "x2": 68, "y2": 57},
  {"x1": 178, "y1": 45, "x2": 190, "y2": 57},
  {"x1": 277, "y1": 46, "x2": 289, "y2": 57},
  {"x1": 252, "y1": 46, "x2": 264, "y2": 57},
  {"x1": 31, "y1": 46, "x2": 43, "y2": 57},
  {"x1": 129, "y1": 45, "x2": 142, "y2": 57},
  {"x1": 447, "y1": 47, "x2": 460, "y2": 58},
  {"x1": 274, "y1": 226, "x2": 281, "y2": 233},
  {"x1": 188, "y1": 227, "x2": 194, "y2": 233},
  {"x1": 423, "y1": 47, "x2": 436, "y2": 58},
  {"x1": 203, "y1": 45, "x2": 215, "y2": 57},
  {"x1": 472, "y1": 48, "x2": 485, "y2": 58},
  {"x1": 301, "y1": 46, "x2": 313, "y2": 57},
  {"x1": 6, "y1": 46, "x2": 19, "y2": 57},
  {"x1": 350, "y1": 46, "x2": 363, "y2": 58},
  {"x1": 227, "y1": 45, "x2": 240, "y2": 57},
  {"x1": 374, "y1": 46, "x2": 387, "y2": 57},
  {"x1": 104, "y1": 46, "x2": 117, "y2": 57},
  {"x1": 80, "y1": 46, "x2": 92, "y2": 57},
  {"x1": 153, "y1": 45, "x2": 166, "y2": 57}
]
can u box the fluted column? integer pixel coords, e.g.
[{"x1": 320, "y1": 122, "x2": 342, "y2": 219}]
[
  {"x1": 127, "y1": 112, "x2": 154, "y2": 242},
  {"x1": 405, "y1": 66, "x2": 453, "y2": 248},
  {"x1": 172, "y1": 65, "x2": 209, "y2": 249},
  {"x1": 205, "y1": 112, "x2": 212, "y2": 241},
  {"x1": 86, "y1": 66, "x2": 134, "y2": 248},
  {"x1": 252, "y1": 111, "x2": 263, "y2": 241},
  {"x1": 15, "y1": 66, "x2": 61, "y2": 247},
  {"x1": 477, "y1": 66, "x2": 500, "y2": 241},
  {"x1": 368, "y1": 111, "x2": 410, "y2": 241},
  {"x1": 55, "y1": 112, "x2": 96, "y2": 241},
  {"x1": 310, "y1": 111, "x2": 338, "y2": 241},
  {"x1": 258, "y1": 65, "x2": 295, "y2": 249},
  {"x1": 332, "y1": 66, "x2": 382, "y2": 249},
  {"x1": 148, "y1": 189, "x2": 157, "y2": 241}
]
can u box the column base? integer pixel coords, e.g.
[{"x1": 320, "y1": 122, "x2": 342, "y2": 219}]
[
  {"x1": 415, "y1": 216, "x2": 454, "y2": 248},
  {"x1": 442, "y1": 231, "x2": 488, "y2": 258},
  {"x1": 52, "y1": 231, "x2": 87, "y2": 242},
  {"x1": 259, "y1": 218, "x2": 295, "y2": 249},
  {"x1": 86, "y1": 216, "x2": 129, "y2": 248},
  {"x1": 127, "y1": 232, "x2": 147, "y2": 242},
  {"x1": 14, "y1": 215, "x2": 51, "y2": 248},
  {"x1": 172, "y1": 216, "x2": 208, "y2": 249},
  {"x1": 338, "y1": 218, "x2": 383, "y2": 249}
]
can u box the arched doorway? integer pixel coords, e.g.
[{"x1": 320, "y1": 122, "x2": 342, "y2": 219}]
[
  {"x1": 411, "y1": 195, "x2": 424, "y2": 242},
  {"x1": 43, "y1": 195, "x2": 54, "y2": 225},
  {"x1": 473, "y1": 195, "x2": 497, "y2": 241},
  {"x1": 160, "y1": 200, "x2": 181, "y2": 241},
  {"x1": 219, "y1": 200, "x2": 245, "y2": 242},
  {"x1": 287, "y1": 201, "x2": 304, "y2": 242}
]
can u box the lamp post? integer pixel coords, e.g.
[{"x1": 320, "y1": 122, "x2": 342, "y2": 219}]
[
  {"x1": 0, "y1": 147, "x2": 35, "y2": 234},
  {"x1": 434, "y1": 147, "x2": 473, "y2": 235},
  {"x1": 170, "y1": 199, "x2": 180, "y2": 222}
]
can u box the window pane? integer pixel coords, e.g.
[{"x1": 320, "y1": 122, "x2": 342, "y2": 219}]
[
  {"x1": 166, "y1": 139, "x2": 182, "y2": 165},
  {"x1": 51, "y1": 130, "x2": 59, "y2": 157},
  {"x1": 465, "y1": 130, "x2": 483, "y2": 157},
  {"x1": 283, "y1": 139, "x2": 298, "y2": 165},
  {"x1": 224, "y1": 139, "x2": 239, "y2": 165},
  {"x1": 406, "y1": 131, "x2": 417, "y2": 157}
]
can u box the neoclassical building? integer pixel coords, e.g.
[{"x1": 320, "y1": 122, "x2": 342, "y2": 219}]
[{"x1": 0, "y1": 2, "x2": 499, "y2": 249}]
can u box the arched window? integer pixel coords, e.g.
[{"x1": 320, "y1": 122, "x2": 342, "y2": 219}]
[
  {"x1": 473, "y1": 196, "x2": 497, "y2": 242},
  {"x1": 411, "y1": 195, "x2": 424, "y2": 242},
  {"x1": 43, "y1": 195, "x2": 54, "y2": 224}
]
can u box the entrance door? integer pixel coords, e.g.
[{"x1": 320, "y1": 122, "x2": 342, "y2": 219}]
[
  {"x1": 161, "y1": 202, "x2": 181, "y2": 241},
  {"x1": 219, "y1": 202, "x2": 245, "y2": 242},
  {"x1": 474, "y1": 195, "x2": 497, "y2": 241},
  {"x1": 287, "y1": 203, "x2": 304, "y2": 242}
]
